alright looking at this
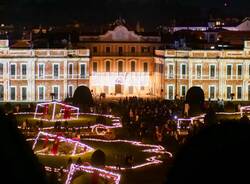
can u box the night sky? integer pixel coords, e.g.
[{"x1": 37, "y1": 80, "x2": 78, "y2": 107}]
[{"x1": 1, "y1": 0, "x2": 250, "y2": 28}]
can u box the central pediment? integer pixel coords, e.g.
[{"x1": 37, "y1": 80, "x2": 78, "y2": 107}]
[{"x1": 99, "y1": 25, "x2": 141, "y2": 42}]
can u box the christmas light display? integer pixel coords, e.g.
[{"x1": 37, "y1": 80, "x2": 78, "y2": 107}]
[
  {"x1": 65, "y1": 164, "x2": 121, "y2": 184},
  {"x1": 34, "y1": 102, "x2": 79, "y2": 122},
  {"x1": 82, "y1": 138, "x2": 172, "y2": 171},
  {"x1": 240, "y1": 106, "x2": 250, "y2": 117},
  {"x1": 32, "y1": 131, "x2": 94, "y2": 156}
]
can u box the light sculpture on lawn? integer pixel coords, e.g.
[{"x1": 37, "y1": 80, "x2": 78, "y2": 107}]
[{"x1": 34, "y1": 102, "x2": 79, "y2": 122}]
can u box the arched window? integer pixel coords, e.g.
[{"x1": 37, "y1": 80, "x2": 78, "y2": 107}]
[
  {"x1": 106, "y1": 61, "x2": 111, "y2": 72},
  {"x1": 131, "y1": 61, "x2": 136, "y2": 72},
  {"x1": 118, "y1": 61, "x2": 123, "y2": 72}
]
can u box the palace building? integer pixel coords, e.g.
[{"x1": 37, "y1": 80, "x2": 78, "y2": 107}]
[
  {"x1": 1, "y1": 24, "x2": 250, "y2": 102},
  {"x1": 155, "y1": 41, "x2": 250, "y2": 101}
]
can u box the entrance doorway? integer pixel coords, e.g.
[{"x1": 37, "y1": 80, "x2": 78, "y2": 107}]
[{"x1": 115, "y1": 84, "x2": 122, "y2": 94}]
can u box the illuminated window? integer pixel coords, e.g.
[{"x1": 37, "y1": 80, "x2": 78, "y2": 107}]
[
  {"x1": 93, "y1": 62, "x2": 97, "y2": 72},
  {"x1": 21, "y1": 86, "x2": 27, "y2": 101},
  {"x1": 105, "y1": 61, "x2": 111, "y2": 72},
  {"x1": 168, "y1": 64, "x2": 174, "y2": 79},
  {"x1": 104, "y1": 86, "x2": 109, "y2": 94},
  {"x1": 209, "y1": 85, "x2": 216, "y2": 100},
  {"x1": 118, "y1": 61, "x2": 123, "y2": 72},
  {"x1": 180, "y1": 85, "x2": 187, "y2": 97},
  {"x1": 131, "y1": 61, "x2": 136, "y2": 72},
  {"x1": 143, "y1": 62, "x2": 148, "y2": 72},
  {"x1": 38, "y1": 64, "x2": 45, "y2": 79},
  {"x1": 237, "y1": 64, "x2": 242, "y2": 79},
  {"x1": 226, "y1": 65, "x2": 232, "y2": 79},
  {"x1": 52, "y1": 86, "x2": 60, "y2": 100},
  {"x1": 38, "y1": 86, "x2": 45, "y2": 101},
  {"x1": 10, "y1": 86, "x2": 16, "y2": 101},
  {"x1": 80, "y1": 64, "x2": 86, "y2": 78},
  {"x1": 10, "y1": 64, "x2": 16, "y2": 78},
  {"x1": 237, "y1": 86, "x2": 242, "y2": 100},
  {"x1": 168, "y1": 85, "x2": 174, "y2": 100},
  {"x1": 209, "y1": 64, "x2": 216, "y2": 78},
  {"x1": 68, "y1": 63, "x2": 73, "y2": 78},
  {"x1": 226, "y1": 86, "x2": 232, "y2": 100},
  {"x1": 68, "y1": 85, "x2": 74, "y2": 98},
  {"x1": 129, "y1": 86, "x2": 133, "y2": 94},
  {"x1": 195, "y1": 64, "x2": 202, "y2": 79},
  {"x1": 21, "y1": 64, "x2": 27, "y2": 79},
  {"x1": 53, "y1": 64, "x2": 59, "y2": 79},
  {"x1": 0, "y1": 63, "x2": 3, "y2": 76},
  {"x1": 0, "y1": 85, "x2": 3, "y2": 101},
  {"x1": 180, "y1": 64, "x2": 187, "y2": 79}
]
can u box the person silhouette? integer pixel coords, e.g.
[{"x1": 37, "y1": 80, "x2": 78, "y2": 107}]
[{"x1": 166, "y1": 120, "x2": 250, "y2": 184}]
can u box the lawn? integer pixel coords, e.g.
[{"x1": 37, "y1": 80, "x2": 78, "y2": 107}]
[{"x1": 16, "y1": 114, "x2": 113, "y2": 128}]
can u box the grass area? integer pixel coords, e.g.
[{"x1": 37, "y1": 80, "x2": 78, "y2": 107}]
[
  {"x1": 16, "y1": 114, "x2": 112, "y2": 128},
  {"x1": 35, "y1": 140, "x2": 155, "y2": 168}
]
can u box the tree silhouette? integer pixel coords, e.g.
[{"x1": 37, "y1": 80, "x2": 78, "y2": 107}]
[
  {"x1": 0, "y1": 108, "x2": 48, "y2": 184},
  {"x1": 72, "y1": 86, "x2": 94, "y2": 111},
  {"x1": 91, "y1": 149, "x2": 106, "y2": 167},
  {"x1": 186, "y1": 87, "x2": 205, "y2": 116}
]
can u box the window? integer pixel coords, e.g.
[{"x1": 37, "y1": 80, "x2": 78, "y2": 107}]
[
  {"x1": 131, "y1": 47, "x2": 136, "y2": 53},
  {"x1": 104, "y1": 86, "x2": 109, "y2": 94},
  {"x1": 226, "y1": 86, "x2": 232, "y2": 100},
  {"x1": 93, "y1": 47, "x2": 97, "y2": 53},
  {"x1": 168, "y1": 64, "x2": 174, "y2": 79},
  {"x1": 131, "y1": 61, "x2": 136, "y2": 72},
  {"x1": 53, "y1": 86, "x2": 59, "y2": 100},
  {"x1": 106, "y1": 47, "x2": 110, "y2": 53},
  {"x1": 0, "y1": 63, "x2": 3, "y2": 76},
  {"x1": 227, "y1": 65, "x2": 232, "y2": 79},
  {"x1": 180, "y1": 85, "x2": 186, "y2": 97},
  {"x1": 105, "y1": 61, "x2": 111, "y2": 72},
  {"x1": 68, "y1": 85, "x2": 73, "y2": 98},
  {"x1": 118, "y1": 47, "x2": 123, "y2": 54},
  {"x1": 129, "y1": 86, "x2": 133, "y2": 94},
  {"x1": 249, "y1": 65, "x2": 250, "y2": 77},
  {"x1": 143, "y1": 62, "x2": 148, "y2": 72},
  {"x1": 118, "y1": 61, "x2": 123, "y2": 72},
  {"x1": 237, "y1": 65, "x2": 243, "y2": 79},
  {"x1": 168, "y1": 85, "x2": 174, "y2": 100},
  {"x1": 237, "y1": 86, "x2": 242, "y2": 100},
  {"x1": 10, "y1": 64, "x2": 16, "y2": 78},
  {"x1": 93, "y1": 62, "x2": 97, "y2": 72},
  {"x1": 80, "y1": 64, "x2": 86, "y2": 78},
  {"x1": 181, "y1": 64, "x2": 187, "y2": 79},
  {"x1": 38, "y1": 86, "x2": 45, "y2": 101},
  {"x1": 209, "y1": 65, "x2": 216, "y2": 79},
  {"x1": 0, "y1": 85, "x2": 3, "y2": 101},
  {"x1": 68, "y1": 63, "x2": 73, "y2": 78},
  {"x1": 21, "y1": 64, "x2": 27, "y2": 79},
  {"x1": 53, "y1": 64, "x2": 59, "y2": 79},
  {"x1": 38, "y1": 64, "x2": 45, "y2": 79},
  {"x1": 21, "y1": 86, "x2": 27, "y2": 101},
  {"x1": 10, "y1": 86, "x2": 16, "y2": 101},
  {"x1": 196, "y1": 64, "x2": 202, "y2": 79},
  {"x1": 209, "y1": 86, "x2": 216, "y2": 100}
]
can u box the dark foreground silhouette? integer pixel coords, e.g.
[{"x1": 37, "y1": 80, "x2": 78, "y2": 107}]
[
  {"x1": 0, "y1": 109, "x2": 48, "y2": 184},
  {"x1": 166, "y1": 120, "x2": 250, "y2": 184}
]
